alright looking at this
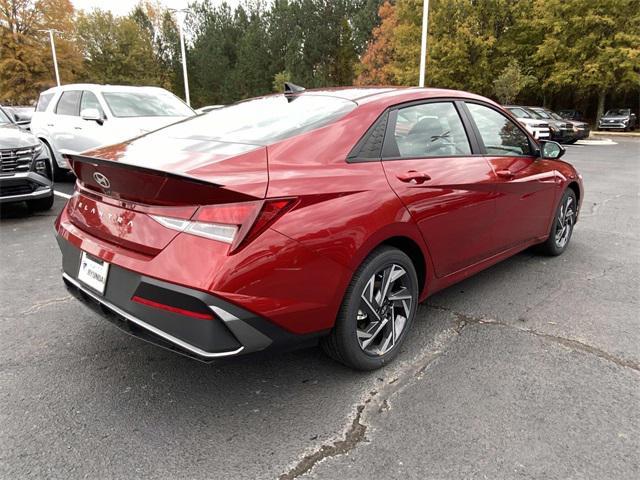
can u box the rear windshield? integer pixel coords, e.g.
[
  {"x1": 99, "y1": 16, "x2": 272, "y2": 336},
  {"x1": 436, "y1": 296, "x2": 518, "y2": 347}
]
[
  {"x1": 161, "y1": 95, "x2": 357, "y2": 145},
  {"x1": 103, "y1": 91, "x2": 194, "y2": 118}
]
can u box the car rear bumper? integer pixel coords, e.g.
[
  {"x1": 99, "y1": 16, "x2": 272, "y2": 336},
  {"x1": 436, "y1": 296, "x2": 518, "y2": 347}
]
[
  {"x1": 0, "y1": 171, "x2": 52, "y2": 204},
  {"x1": 58, "y1": 236, "x2": 325, "y2": 362}
]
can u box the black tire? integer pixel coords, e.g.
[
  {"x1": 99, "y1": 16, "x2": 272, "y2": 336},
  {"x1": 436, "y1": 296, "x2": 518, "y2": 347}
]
[
  {"x1": 27, "y1": 192, "x2": 54, "y2": 211},
  {"x1": 321, "y1": 246, "x2": 419, "y2": 370},
  {"x1": 537, "y1": 189, "x2": 577, "y2": 256},
  {"x1": 43, "y1": 141, "x2": 70, "y2": 181}
]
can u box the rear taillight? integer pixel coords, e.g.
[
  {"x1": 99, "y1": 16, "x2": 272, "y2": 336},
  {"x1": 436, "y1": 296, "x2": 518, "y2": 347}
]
[{"x1": 150, "y1": 198, "x2": 295, "y2": 252}]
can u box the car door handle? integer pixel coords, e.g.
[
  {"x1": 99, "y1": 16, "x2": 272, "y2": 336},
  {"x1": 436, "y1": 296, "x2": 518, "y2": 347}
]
[
  {"x1": 397, "y1": 171, "x2": 431, "y2": 184},
  {"x1": 47, "y1": 124, "x2": 54, "y2": 127},
  {"x1": 74, "y1": 126, "x2": 82, "y2": 130},
  {"x1": 496, "y1": 169, "x2": 515, "y2": 179}
]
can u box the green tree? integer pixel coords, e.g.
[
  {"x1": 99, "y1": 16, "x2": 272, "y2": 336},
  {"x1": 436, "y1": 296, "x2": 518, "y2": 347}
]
[
  {"x1": 76, "y1": 9, "x2": 160, "y2": 86},
  {"x1": 528, "y1": 0, "x2": 640, "y2": 120},
  {"x1": 493, "y1": 60, "x2": 533, "y2": 104}
]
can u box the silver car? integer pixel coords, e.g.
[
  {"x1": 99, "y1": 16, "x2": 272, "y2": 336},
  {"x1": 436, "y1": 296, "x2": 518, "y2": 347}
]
[{"x1": 0, "y1": 106, "x2": 53, "y2": 211}]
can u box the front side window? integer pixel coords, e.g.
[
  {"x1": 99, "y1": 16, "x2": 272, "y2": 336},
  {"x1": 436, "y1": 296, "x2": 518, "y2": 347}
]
[
  {"x1": 80, "y1": 91, "x2": 105, "y2": 117},
  {"x1": 55, "y1": 91, "x2": 82, "y2": 116},
  {"x1": 467, "y1": 103, "x2": 532, "y2": 156},
  {"x1": 102, "y1": 91, "x2": 194, "y2": 118},
  {"x1": 36, "y1": 93, "x2": 54, "y2": 112},
  {"x1": 389, "y1": 102, "x2": 471, "y2": 158}
]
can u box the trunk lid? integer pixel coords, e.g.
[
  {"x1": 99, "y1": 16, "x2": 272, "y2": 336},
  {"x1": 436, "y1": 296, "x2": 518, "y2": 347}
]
[{"x1": 64, "y1": 136, "x2": 268, "y2": 255}]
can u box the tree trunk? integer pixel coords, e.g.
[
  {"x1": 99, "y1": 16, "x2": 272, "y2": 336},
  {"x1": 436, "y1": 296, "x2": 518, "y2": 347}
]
[{"x1": 596, "y1": 90, "x2": 606, "y2": 125}]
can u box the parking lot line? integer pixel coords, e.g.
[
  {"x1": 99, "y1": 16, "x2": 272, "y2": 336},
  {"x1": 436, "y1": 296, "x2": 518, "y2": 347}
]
[{"x1": 54, "y1": 190, "x2": 71, "y2": 199}]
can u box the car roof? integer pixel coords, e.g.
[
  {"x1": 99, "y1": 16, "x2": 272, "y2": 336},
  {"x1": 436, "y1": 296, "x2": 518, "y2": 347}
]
[
  {"x1": 285, "y1": 86, "x2": 498, "y2": 109},
  {"x1": 40, "y1": 84, "x2": 169, "y2": 95}
]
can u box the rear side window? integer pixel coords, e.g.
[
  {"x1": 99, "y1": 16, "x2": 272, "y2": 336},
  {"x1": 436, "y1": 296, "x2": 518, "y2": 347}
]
[
  {"x1": 55, "y1": 91, "x2": 82, "y2": 116},
  {"x1": 160, "y1": 95, "x2": 356, "y2": 144},
  {"x1": 466, "y1": 103, "x2": 532, "y2": 156},
  {"x1": 36, "y1": 93, "x2": 54, "y2": 112},
  {"x1": 387, "y1": 102, "x2": 471, "y2": 158}
]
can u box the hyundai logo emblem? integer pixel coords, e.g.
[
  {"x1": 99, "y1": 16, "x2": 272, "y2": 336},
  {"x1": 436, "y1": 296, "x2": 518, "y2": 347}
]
[{"x1": 93, "y1": 172, "x2": 111, "y2": 189}]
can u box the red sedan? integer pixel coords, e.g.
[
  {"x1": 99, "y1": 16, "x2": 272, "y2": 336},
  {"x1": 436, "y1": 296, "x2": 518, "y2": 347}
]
[{"x1": 56, "y1": 86, "x2": 583, "y2": 370}]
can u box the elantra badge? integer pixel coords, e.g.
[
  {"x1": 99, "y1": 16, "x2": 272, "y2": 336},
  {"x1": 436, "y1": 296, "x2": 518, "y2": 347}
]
[{"x1": 93, "y1": 172, "x2": 111, "y2": 189}]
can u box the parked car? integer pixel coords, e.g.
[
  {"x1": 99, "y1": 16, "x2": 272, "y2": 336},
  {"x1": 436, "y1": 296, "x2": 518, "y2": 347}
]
[
  {"x1": 558, "y1": 109, "x2": 585, "y2": 122},
  {"x1": 56, "y1": 86, "x2": 583, "y2": 370},
  {"x1": 3, "y1": 106, "x2": 34, "y2": 130},
  {"x1": 0, "y1": 105, "x2": 54, "y2": 211},
  {"x1": 30, "y1": 84, "x2": 196, "y2": 178},
  {"x1": 547, "y1": 109, "x2": 590, "y2": 142},
  {"x1": 505, "y1": 106, "x2": 550, "y2": 139},
  {"x1": 598, "y1": 108, "x2": 637, "y2": 131},
  {"x1": 524, "y1": 107, "x2": 576, "y2": 143}
]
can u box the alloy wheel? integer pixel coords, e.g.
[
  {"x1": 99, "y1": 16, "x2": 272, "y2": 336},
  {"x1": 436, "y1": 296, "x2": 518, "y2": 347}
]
[
  {"x1": 555, "y1": 195, "x2": 575, "y2": 248},
  {"x1": 357, "y1": 264, "x2": 413, "y2": 356}
]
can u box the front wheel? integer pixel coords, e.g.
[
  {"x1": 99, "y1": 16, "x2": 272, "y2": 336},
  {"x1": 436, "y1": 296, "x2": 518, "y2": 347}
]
[
  {"x1": 27, "y1": 192, "x2": 54, "y2": 211},
  {"x1": 321, "y1": 246, "x2": 419, "y2": 370},
  {"x1": 538, "y1": 189, "x2": 577, "y2": 256}
]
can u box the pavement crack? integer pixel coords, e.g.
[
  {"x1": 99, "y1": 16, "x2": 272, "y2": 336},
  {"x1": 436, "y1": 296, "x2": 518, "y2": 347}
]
[
  {"x1": 278, "y1": 319, "x2": 467, "y2": 479},
  {"x1": 278, "y1": 404, "x2": 367, "y2": 480},
  {"x1": 19, "y1": 295, "x2": 72, "y2": 315},
  {"x1": 427, "y1": 304, "x2": 639, "y2": 372}
]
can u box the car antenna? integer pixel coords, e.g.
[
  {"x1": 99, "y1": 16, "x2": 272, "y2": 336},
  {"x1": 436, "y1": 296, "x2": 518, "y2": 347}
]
[{"x1": 284, "y1": 82, "x2": 305, "y2": 102}]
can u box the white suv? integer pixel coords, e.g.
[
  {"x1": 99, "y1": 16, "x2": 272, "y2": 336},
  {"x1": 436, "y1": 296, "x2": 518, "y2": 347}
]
[
  {"x1": 30, "y1": 84, "x2": 195, "y2": 176},
  {"x1": 505, "y1": 106, "x2": 550, "y2": 140}
]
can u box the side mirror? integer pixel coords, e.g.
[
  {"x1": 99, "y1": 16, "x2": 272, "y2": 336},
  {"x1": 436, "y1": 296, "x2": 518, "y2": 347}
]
[
  {"x1": 81, "y1": 108, "x2": 104, "y2": 124},
  {"x1": 539, "y1": 140, "x2": 565, "y2": 160}
]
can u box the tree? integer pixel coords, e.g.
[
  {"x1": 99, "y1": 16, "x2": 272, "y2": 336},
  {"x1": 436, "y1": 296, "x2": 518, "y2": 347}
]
[
  {"x1": 76, "y1": 9, "x2": 160, "y2": 86},
  {"x1": 529, "y1": 0, "x2": 640, "y2": 120},
  {"x1": 356, "y1": 1, "x2": 398, "y2": 85},
  {"x1": 0, "y1": 0, "x2": 83, "y2": 103},
  {"x1": 493, "y1": 60, "x2": 533, "y2": 104}
]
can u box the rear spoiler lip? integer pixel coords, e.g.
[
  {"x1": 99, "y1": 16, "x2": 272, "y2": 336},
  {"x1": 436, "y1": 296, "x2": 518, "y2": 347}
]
[{"x1": 64, "y1": 153, "x2": 223, "y2": 188}]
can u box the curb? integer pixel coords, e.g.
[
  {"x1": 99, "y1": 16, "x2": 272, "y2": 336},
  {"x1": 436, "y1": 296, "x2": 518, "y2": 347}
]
[{"x1": 590, "y1": 131, "x2": 640, "y2": 138}]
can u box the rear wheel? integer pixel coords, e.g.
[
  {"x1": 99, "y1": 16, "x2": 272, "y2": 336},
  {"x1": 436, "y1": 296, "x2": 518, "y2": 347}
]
[
  {"x1": 321, "y1": 246, "x2": 419, "y2": 370},
  {"x1": 538, "y1": 189, "x2": 577, "y2": 256}
]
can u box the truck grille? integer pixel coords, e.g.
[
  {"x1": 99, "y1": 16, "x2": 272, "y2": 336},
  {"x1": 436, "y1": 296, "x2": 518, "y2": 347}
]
[{"x1": 0, "y1": 146, "x2": 38, "y2": 174}]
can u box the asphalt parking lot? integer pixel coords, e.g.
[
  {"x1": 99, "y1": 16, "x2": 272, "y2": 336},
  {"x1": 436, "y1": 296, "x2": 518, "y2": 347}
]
[{"x1": 1, "y1": 138, "x2": 639, "y2": 479}]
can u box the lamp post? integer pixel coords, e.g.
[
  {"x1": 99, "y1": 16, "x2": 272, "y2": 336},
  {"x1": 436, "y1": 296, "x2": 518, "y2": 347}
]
[
  {"x1": 418, "y1": 0, "x2": 430, "y2": 88},
  {"x1": 38, "y1": 29, "x2": 62, "y2": 86},
  {"x1": 172, "y1": 9, "x2": 191, "y2": 107}
]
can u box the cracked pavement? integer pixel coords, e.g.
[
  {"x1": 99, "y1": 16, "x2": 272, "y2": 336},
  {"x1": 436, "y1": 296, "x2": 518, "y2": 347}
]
[{"x1": 1, "y1": 138, "x2": 639, "y2": 479}]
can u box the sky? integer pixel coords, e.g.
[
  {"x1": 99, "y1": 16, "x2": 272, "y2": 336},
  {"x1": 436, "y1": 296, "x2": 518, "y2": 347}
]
[{"x1": 71, "y1": 0, "x2": 244, "y2": 16}]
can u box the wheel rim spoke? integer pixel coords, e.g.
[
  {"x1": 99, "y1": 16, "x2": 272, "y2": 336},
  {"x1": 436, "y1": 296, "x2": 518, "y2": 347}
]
[{"x1": 356, "y1": 263, "x2": 414, "y2": 356}]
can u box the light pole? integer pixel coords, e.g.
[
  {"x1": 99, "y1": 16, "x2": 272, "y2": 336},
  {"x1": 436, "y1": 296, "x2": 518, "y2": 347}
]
[
  {"x1": 39, "y1": 29, "x2": 62, "y2": 86},
  {"x1": 173, "y1": 9, "x2": 191, "y2": 107},
  {"x1": 418, "y1": 0, "x2": 430, "y2": 88}
]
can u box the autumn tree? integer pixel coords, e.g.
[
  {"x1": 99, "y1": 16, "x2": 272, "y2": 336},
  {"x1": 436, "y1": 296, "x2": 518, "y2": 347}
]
[
  {"x1": 356, "y1": 1, "x2": 398, "y2": 85},
  {"x1": 0, "y1": 0, "x2": 83, "y2": 103}
]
